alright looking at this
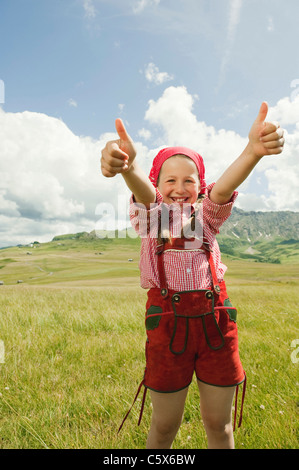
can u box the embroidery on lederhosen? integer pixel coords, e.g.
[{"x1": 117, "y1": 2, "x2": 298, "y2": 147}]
[{"x1": 145, "y1": 305, "x2": 162, "y2": 330}]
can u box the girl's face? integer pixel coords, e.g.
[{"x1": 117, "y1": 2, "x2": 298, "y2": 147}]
[{"x1": 157, "y1": 155, "x2": 200, "y2": 205}]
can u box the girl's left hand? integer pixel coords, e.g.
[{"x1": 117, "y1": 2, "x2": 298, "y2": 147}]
[{"x1": 248, "y1": 101, "x2": 285, "y2": 158}]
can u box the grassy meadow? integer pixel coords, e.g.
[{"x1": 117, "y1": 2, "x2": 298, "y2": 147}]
[{"x1": 0, "y1": 236, "x2": 298, "y2": 449}]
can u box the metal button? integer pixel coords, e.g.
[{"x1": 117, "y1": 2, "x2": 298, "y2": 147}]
[
  {"x1": 205, "y1": 290, "x2": 213, "y2": 300},
  {"x1": 214, "y1": 285, "x2": 221, "y2": 294},
  {"x1": 161, "y1": 288, "x2": 168, "y2": 297},
  {"x1": 173, "y1": 294, "x2": 180, "y2": 303}
]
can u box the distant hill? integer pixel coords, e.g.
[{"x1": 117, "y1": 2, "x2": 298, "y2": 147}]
[
  {"x1": 220, "y1": 207, "x2": 299, "y2": 241},
  {"x1": 6, "y1": 208, "x2": 299, "y2": 265},
  {"x1": 0, "y1": 209, "x2": 297, "y2": 287},
  {"x1": 49, "y1": 208, "x2": 299, "y2": 264},
  {"x1": 217, "y1": 208, "x2": 299, "y2": 264}
]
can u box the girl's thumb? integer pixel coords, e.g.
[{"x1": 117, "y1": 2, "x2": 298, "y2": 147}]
[
  {"x1": 115, "y1": 118, "x2": 131, "y2": 142},
  {"x1": 256, "y1": 101, "x2": 268, "y2": 123}
]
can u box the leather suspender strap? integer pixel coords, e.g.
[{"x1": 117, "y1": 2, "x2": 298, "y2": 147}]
[
  {"x1": 233, "y1": 374, "x2": 247, "y2": 431},
  {"x1": 156, "y1": 243, "x2": 169, "y2": 298},
  {"x1": 201, "y1": 245, "x2": 221, "y2": 294},
  {"x1": 117, "y1": 379, "x2": 146, "y2": 433}
]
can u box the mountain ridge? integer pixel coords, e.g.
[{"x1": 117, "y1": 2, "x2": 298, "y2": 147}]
[
  {"x1": 1, "y1": 208, "x2": 298, "y2": 264},
  {"x1": 220, "y1": 207, "x2": 299, "y2": 241}
]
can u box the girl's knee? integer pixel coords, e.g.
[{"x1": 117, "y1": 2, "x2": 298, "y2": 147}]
[
  {"x1": 152, "y1": 414, "x2": 182, "y2": 439},
  {"x1": 147, "y1": 414, "x2": 183, "y2": 449},
  {"x1": 202, "y1": 414, "x2": 232, "y2": 435}
]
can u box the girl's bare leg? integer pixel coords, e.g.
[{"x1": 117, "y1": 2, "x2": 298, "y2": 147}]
[
  {"x1": 197, "y1": 380, "x2": 236, "y2": 449},
  {"x1": 146, "y1": 387, "x2": 189, "y2": 449}
]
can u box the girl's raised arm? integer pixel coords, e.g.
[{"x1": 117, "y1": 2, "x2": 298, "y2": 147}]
[
  {"x1": 101, "y1": 119, "x2": 156, "y2": 207},
  {"x1": 210, "y1": 102, "x2": 285, "y2": 205}
]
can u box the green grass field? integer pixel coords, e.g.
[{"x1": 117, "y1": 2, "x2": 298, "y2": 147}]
[{"x1": 0, "y1": 238, "x2": 298, "y2": 449}]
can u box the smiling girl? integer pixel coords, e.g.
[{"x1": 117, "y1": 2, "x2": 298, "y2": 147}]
[{"x1": 101, "y1": 102, "x2": 284, "y2": 449}]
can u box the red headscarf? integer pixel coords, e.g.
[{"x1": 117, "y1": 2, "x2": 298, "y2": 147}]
[{"x1": 149, "y1": 147, "x2": 206, "y2": 195}]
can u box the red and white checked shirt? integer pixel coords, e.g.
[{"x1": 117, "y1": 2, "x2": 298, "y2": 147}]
[{"x1": 129, "y1": 183, "x2": 237, "y2": 291}]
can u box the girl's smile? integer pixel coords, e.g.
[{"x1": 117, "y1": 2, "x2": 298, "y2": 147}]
[{"x1": 157, "y1": 155, "x2": 201, "y2": 205}]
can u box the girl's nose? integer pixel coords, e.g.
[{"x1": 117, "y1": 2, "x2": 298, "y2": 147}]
[{"x1": 175, "y1": 181, "x2": 185, "y2": 194}]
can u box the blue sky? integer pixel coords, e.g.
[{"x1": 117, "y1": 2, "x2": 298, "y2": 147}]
[
  {"x1": 2, "y1": 0, "x2": 298, "y2": 137},
  {"x1": 0, "y1": 0, "x2": 299, "y2": 246}
]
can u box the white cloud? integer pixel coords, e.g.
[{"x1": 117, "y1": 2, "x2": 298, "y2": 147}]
[
  {"x1": 83, "y1": 0, "x2": 96, "y2": 19},
  {"x1": 133, "y1": 0, "x2": 160, "y2": 15},
  {"x1": 227, "y1": 0, "x2": 243, "y2": 41},
  {"x1": 267, "y1": 16, "x2": 274, "y2": 32},
  {"x1": 138, "y1": 128, "x2": 152, "y2": 141},
  {"x1": 264, "y1": 166, "x2": 299, "y2": 210},
  {"x1": 145, "y1": 86, "x2": 246, "y2": 180},
  {"x1": 0, "y1": 190, "x2": 19, "y2": 216},
  {"x1": 68, "y1": 98, "x2": 78, "y2": 108},
  {"x1": 268, "y1": 95, "x2": 299, "y2": 126},
  {"x1": 144, "y1": 62, "x2": 174, "y2": 85},
  {"x1": 217, "y1": 0, "x2": 243, "y2": 91},
  {"x1": 144, "y1": 85, "x2": 299, "y2": 211},
  {"x1": 226, "y1": 102, "x2": 249, "y2": 119},
  {"x1": 234, "y1": 192, "x2": 269, "y2": 212},
  {"x1": 0, "y1": 79, "x2": 4, "y2": 104},
  {"x1": 0, "y1": 85, "x2": 298, "y2": 247},
  {"x1": 0, "y1": 108, "x2": 127, "y2": 246}
]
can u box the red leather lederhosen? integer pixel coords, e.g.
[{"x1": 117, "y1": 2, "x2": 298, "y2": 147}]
[{"x1": 118, "y1": 237, "x2": 246, "y2": 433}]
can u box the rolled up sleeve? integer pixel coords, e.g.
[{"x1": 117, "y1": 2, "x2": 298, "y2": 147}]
[
  {"x1": 129, "y1": 188, "x2": 163, "y2": 238},
  {"x1": 203, "y1": 182, "x2": 238, "y2": 234}
]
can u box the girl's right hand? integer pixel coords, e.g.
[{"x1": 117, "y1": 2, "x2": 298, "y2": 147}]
[{"x1": 101, "y1": 118, "x2": 137, "y2": 178}]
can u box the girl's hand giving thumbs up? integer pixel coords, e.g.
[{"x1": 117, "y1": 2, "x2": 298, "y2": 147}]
[
  {"x1": 101, "y1": 118, "x2": 136, "y2": 178},
  {"x1": 248, "y1": 101, "x2": 285, "y2": 158}
]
